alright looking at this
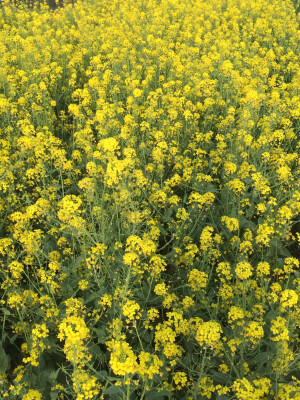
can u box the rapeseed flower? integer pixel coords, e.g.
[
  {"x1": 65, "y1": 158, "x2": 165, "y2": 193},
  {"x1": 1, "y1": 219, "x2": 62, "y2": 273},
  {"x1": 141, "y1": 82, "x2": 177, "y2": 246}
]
[
  {"x1": 280, "y1": 290, "x2": 298, "y2": 309},
  {"x1": 196, "y1": 321, "x2": 222, "y2": 348},
  {"x1": 1, "y1": 0, "x2": 300, "y2": 397},
  {"x1": 22, "y1": 390, "x2": 42, "y2": 400},
  {"x1": 235, "y1": 261, "x2": 253, "y2": 280}
]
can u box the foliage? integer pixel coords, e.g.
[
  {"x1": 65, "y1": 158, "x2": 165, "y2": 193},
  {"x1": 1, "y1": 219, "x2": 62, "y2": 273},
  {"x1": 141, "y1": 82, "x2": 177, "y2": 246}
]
[{"x1": 0, "y1": 0, "x2": 300, "y2": 398}]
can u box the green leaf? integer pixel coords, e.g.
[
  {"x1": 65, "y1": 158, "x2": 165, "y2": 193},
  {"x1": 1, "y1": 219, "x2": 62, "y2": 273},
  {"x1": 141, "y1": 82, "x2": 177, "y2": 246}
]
[
  {"x1": 141, "y1": 330, "x2": 154, "y2": 344},
  {"x1": 84, "y1": 291, "x2": 102, "y2": 304},
  {"x1": 49, "y1": 368, "x2": 60, "y2": 385},
  {"x1": 145, "y1": 389, "x2": 171, "y2": 399},
  {"x1": 0, "y1": 341, "x2": 10, "y2": 373},
  {"x1": 70, "y1": 255, "x2": 85, "y2": 271},
  {"x1": 1, "y1": 308, "x2": 10, "y2": 316},
  {"x1": 94, "y1": 370, "x2": 108, "y2": 381},
  {"x1": 89, "y1": 343, "x2": 103, "y2": 358},
  {"x1": 92, "y1": 327, "x2": 107, "y2": 344},
  {"x1": 103, "y1": 385, "x2": 123, "y2": 395},
  {"x1": 9, "y1": 334, "x2": 19, "y2": 344},
  {"x1": 212, "y1": 372, "x2": 231, "y2": 385},
  {"x1": 277, "y1": 246, "x2": 291, "y2": 257},
  {"x1": 50, "y1": 391, "x2": 59, "y2": 400}
]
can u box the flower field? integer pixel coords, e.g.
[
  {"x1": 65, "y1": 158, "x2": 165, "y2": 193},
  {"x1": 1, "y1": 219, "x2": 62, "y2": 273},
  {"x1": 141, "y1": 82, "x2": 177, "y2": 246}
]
[{"x1": 0, "y1": 0, "x2": 300, "y2": 398}]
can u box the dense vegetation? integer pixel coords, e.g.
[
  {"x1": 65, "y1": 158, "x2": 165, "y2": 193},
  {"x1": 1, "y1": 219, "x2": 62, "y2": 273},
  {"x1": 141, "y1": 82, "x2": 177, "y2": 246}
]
[{"x1": 0, "y1": 0, "x2": 299, "y2": 398}]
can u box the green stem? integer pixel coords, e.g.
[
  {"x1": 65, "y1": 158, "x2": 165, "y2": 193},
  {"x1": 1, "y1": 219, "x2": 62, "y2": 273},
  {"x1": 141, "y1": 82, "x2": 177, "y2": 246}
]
[{"x1": 222, "y1": 345, "x2": 241, "y2": 379}]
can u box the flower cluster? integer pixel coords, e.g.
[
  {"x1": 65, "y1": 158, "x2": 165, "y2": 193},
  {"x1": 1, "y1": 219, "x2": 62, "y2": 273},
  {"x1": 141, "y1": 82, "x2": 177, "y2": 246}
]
[{"x1": 0, "y1": 0, "x2": 299, "y2": 398}]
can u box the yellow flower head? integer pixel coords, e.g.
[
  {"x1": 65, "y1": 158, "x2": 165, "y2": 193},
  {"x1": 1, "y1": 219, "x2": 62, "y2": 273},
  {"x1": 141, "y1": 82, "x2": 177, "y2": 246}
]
[
  {"x1": 228, "y1": 306, "x2": 245, "y2": 325},
  {"x1": 235, "y1": 261, "x2": 253, "y2": 280},
  {"x1": 280, "y1": 289, "x2": 298, "y2": 309},
  {"x1": 270, "y1": 317, "x2": 289, "y2": 342},
  {"x1": 22, "y1": 390, "x2": 42, "y2": 400},
  {"x1": 196, "y1": 321, "x2": 222, "y2": 348},
  {"x1": 243, "y1": 321, "x2": 264, "y2": 344},
  {"x1": 221, "y1": 216, "x2": 239, "y2": 232},
  {"x1": 188, "y1": 269, "x2": 208, "y2": 291}
]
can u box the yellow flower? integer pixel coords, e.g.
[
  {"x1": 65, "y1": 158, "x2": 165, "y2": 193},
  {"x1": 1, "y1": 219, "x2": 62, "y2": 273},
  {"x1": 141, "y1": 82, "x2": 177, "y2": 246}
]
[
  {"x1": 148, "y1": 255, "x2": 166, "y2": 276},
  {"x1": 243, "y1": 321, "x2": 264, "y2": 344},
  {"x1": 228, "y1": 338, "x2": 242, "y2": 354},
  {"x1": 198, "y1": 377, "x2": 215, "y2": 399},
  {"x1": 217, "y1": 262, "x2": 232, "y2": 281},
  {"x1": 147, "y1": 308, "x2": 159, "y2": 321},
  {"x1": 107, "y1": 340, "x2": 138, "y2": 376},
  {"x1": 138, "y1": 351, "x2": 163, "y2": 379},
  {"x1": 8, "y1": 261, "x2": 24, "y2": 280},
  {"x1": 72, "y1": 369, "x2": 100, "y2": 399},
  {"x1": 235, "y1": 261, "x2": 253, "y2": 280},
  {"x1": 221, "y1": 216, "x2": 239, "y2": 231},
  {"x1": 283, "y1": 257, "x2": 299, "y2": 274},
  {"x1": 280, "y1": 290, "x2": 298, "y2": 308},
  {"x1": 226, "y1": 179, "x2": 246, "y2": 195},
  {"x1": 22, "y1": 390, "x2": 42, "y2": 400},
  {"x1": 133, "y1": 88, "x2": 143, "y2": 98},
  {"x1": 78, "y1": 280, "x2": 89, "y2": 291},
  {"x1": 173, "y1": 371, "x2": 188, "y2": 389},
  {"x1": 99, "y1": 294, "x2": 112, "y2": 309},
  {"x1": 196, "y1": 321, "x2": 222, "y2": 348},
  {"x1": 32, "y1": 323, "x2": 49, "y2": 339},
  {"x1": 256, "y1": 261, "x2": 270, "y2": 277},
  {"x1": 181, "y1": 296, "x2": 195, "y2": 310},
  {"x1": 218, "y1": 364, "x2": 229, "y2": 373},
  {"x1": 252, "y1": 172, "x2": 271, "y2": 195},
  {"x1": 122, "y1": 299, "x2": 141, "y2": 322},
  {"x1": 200, "y1": 226, "x2": 214, "y2": 252},
  {"x1": 272, "y1": 341, "x2": 294, "y2": 372},
  {"x1": 270, "y1": 317, "x2": 289, "y2": 342},
  {"x1": 188, "y1": 269, "x2": 208, "y2": 291},
  {"x1": 154, "y1": 282, "x2": 168, "y2": 296},
  {"x1": 58, "y1": 315, "x2": 91, "y2": 364},
  {"x1": 256, "y1": 222, "x2": 275, "y2": 247},
  {"x1": 232, "y1": 377, "x2": 271, "y2": 399},
  {"x1": 21, "y1": 343, "x2": 28, "y2": 354},
  {"x1": 228, "y1": 306, "x2": 245, "y2": 325}
]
